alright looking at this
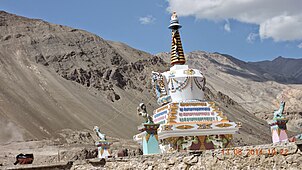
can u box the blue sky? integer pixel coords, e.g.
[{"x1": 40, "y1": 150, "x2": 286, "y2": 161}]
[{"x1": 0, "y1": 0, "x2": 301, "y2": 61}]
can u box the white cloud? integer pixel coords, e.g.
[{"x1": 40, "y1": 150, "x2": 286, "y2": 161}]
[
  {"x1": 224, "y1": 20, "x2": 231, "y2": 32},
  {"x1": 139, "y1": 15, "x2": 156, "y2": 25},
  {"x1": 246, "y1": 33, "x2": 258, "y2": 43},
  {"x1": 298, "y1": 43, "x2": 302, "y2": 49},
  {"x1": 259, "y1": 14, "x2": 302, "y2": 41},
  {"x1": 167, "y1": 0, "x2": 302, "y2": 41}
]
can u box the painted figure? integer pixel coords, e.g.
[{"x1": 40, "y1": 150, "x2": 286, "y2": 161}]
[
  {"x1": 152, "y1": 72, "x2": 167, "y2": 98},
  {"x1": 137, "y1": 103, "x2": 153, "y2": 124},
  {"x1": 94, "y1": 126, "x2": 106, "y2": 140},
  {"x1": 205, "y1": 135, "x2": 228, "y2": 149},
  {"x1": 152, "y1": 72, "x2": 172, "y2": 105},
  {"x1": 273, "y1": 101, "x2": 285, "y2": 119},
  {"x1": 93, "y1": 126, "x2": 112, "y2": 158},
  {"x1": 177, "y1": 136, "x2": 199, "y2": 150}
]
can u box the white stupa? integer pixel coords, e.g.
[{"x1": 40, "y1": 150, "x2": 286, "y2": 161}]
[{"x1": 134, "y1": 12, "x2": 240, "y2": 151}]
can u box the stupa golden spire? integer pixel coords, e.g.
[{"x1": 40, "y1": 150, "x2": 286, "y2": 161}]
[{"x1": 169, "y1": 12, "x2": 185, "y2": 66}]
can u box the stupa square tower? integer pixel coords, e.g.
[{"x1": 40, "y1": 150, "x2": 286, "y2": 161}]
[{"x1": 134, "y1": 12, "x2": 240, "y2": 152}]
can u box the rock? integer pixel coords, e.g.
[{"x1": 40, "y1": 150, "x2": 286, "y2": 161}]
[
  {"x1": 259, "y1": 155, "x2": 266, "y2": 164},
  {"x1": 56, "y1": 129, "x2": 94, "y2": 145},
  {"x1": 111, "y1": 69, "x2": 127, "y2": 88},
  {"x1": 106, "y1": 90, "x2": 121, "y2": 102},
  {"x1": 59, "y1": 148, "x2": 97, "y2": 161},
  {"x1": 117, "y1": 149, "x2": 129, "y2": 157},
  {"x1": 111, "y1": 54, "x2": 127, "y2": 66},
  {"x1": 285, "y1": 155, "x2": 294, "y2": 164},
  {"x1": 158, "y1": 163, "x2": 169, "y2": 169},
  {"x1": 183, "y1": 155, "x2": 198, "y2": 165},
  {"x1": 145, "y1": 160, "x2": 155, "y2": 166},
  {"x1": 35, "y1": 54, "x2": 49, "y2": 66},
  {"x1": 177, "y1": 162, "x2": 189, "y2": 170},
  {"x1": 168, "y1": 157, "x2": 177, "y2": 165},
  {"x1": 136, "y1": 148, "x2": 143, "y2": 156}
]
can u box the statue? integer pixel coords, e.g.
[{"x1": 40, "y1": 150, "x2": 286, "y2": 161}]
[
  {"x1": 137, "y1": 103, "x2": 153, "y2": 124},
  {"x1": 93, "y1": 126, "x2": 106, "y2": 141},
  {"x1": 171, "y1": 11, "x2": 178, "y2": 21},
  {"x1": 273, "y1": 101, "x2": 285, "y2": 119},
  {"x1": 93, "y1": 126, "x2": 112, "y2": 158}
]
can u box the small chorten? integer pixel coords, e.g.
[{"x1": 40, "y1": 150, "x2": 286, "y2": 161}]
[
  {"x1": 268, "y1": 101, "x2": 289, "y2": 143},
  {"x1": 136, "y1": 103, "x2": 160, "y2": 155},
  {"x1": 93, "y1": 126, "x2": 112, "y2": 158}
]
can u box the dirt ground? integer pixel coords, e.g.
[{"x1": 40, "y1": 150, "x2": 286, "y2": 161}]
[{"x1": 0, "y1": 130, "x2": 140, "y2": 168}]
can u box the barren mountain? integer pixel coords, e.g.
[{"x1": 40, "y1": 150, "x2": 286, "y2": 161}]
[
  {"x1": 0, "y1": 11, "x2": 299, "y2": 147},
  {"x1": 0, "y1": 10, "x2": 166, "y2": 144},
  {"x1": 249, "y1": 56, "x2": 302, "y2": 84}
]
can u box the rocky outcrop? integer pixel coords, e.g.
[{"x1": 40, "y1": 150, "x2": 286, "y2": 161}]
[{"x1": 0, "y1": 11, "x2": 167, "y2": 103}]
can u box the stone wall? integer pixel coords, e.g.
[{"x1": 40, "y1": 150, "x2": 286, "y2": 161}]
[
  {"x1": 9, "y1": 142, "x2": 300, "y2": 169},
  {"x1": 100, "y1": 142, "x2": 302, "y2": 170}
]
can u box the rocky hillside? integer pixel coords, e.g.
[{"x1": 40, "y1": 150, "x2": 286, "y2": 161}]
[
  {"x1": 0, "y1": 11, "x2": 299, "y2": 146},
  {"x1": 0, "y1": 10, "x2": 167, "y2": 143}
]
